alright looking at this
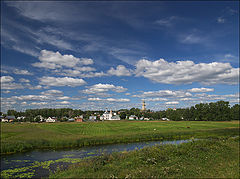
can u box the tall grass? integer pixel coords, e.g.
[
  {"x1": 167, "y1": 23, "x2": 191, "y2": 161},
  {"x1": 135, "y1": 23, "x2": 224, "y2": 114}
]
[
  {"x1": 50, "y1": 137, "x2": 239, "y2": 178},
  {"x1": 1, "y1": 121, "x2": 239, "y2": 155}
]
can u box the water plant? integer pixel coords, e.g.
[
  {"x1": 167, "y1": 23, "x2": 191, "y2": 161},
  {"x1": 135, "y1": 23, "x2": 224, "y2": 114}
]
[
  {"x1": 50, "y1": 137, "x2": 239, "y2": 178},
  {"x1": 1, "y1": 121, "x2": 239, "y2": 155}
]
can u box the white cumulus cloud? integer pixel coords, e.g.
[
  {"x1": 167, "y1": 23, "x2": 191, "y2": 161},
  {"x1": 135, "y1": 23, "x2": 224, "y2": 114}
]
[
  {"x1": 1, "y1": 76, "x2": 14, "y2": 83},
  {"x1": 32, "y1": 50, "x2": 93, "y2": 69},
  {"x1": 39, "y1": 76, "x2": 86, "y2": 87},
  {"x1": 188, "y1": 87, "x2": 214, "y2": 93},
  {"x1": 107, "y1": 65, "x2": 132, "y2": 76},
  {"x1": 83, "y1": 83, "x2": 127, "y2": 94},
  {"x1": 165, "y1": 101, "x2": 179, "y2": 105},
  {"x1": 135, "y1": 58, "x2": 239, "y2": 85}
]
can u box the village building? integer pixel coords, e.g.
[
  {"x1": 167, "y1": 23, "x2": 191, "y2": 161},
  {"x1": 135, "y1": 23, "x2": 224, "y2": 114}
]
[
  {"x1": 161, "y1": 117, "x2": 170, "y2": 121},
  {"x1": 75, "y1": 115, "x2": 83, "y2": 122},
  {"x1": 3, "y1": 116, "x2": 16, "y2": 122},
  {"x1": 89, "y1": 115, "x2": 97, "y2": 121},
  {"x1": 68, "y1": 118, "x2": 75, "y2": 122},
  {"x1": 100, "y1": 109, "x2": 121, "y2": 120},
  {"x1": 34, "y1": 115, "x2": 44, "y2": 122},
  {"x1": 17, "y1": 116, "x2": 26, "y2": 121},
  {"x1": 111, "y1": 115, "x2": 121, "y2": 120},
  {"x1": 129, "y1": 115, "x2": 138, "y2": 120},
  {"x1": 141, "y1": 100, "x2": 146, "y2": 111},
  {"x1": 45, "y1": 117, "x2": 56, "y2": 123}
]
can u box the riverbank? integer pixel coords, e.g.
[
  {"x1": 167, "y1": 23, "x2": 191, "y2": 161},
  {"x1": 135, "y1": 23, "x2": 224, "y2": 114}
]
[
  {"x1": 50, "y1": 136, "x2": 239, "y2": 178},
  {"x1": 1, "y1": 121, "x2": 239, "y2": 155}
]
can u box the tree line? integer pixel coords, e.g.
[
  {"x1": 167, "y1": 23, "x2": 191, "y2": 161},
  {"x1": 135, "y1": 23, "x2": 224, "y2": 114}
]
[{"x1": 1, "y1": 101, "x2": 239, "y2": 122}]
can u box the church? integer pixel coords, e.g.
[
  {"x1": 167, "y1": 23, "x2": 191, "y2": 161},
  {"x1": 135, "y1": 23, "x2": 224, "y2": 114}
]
[{"x1": 100, "y1": 109, "x2": 120, "y2": 120}]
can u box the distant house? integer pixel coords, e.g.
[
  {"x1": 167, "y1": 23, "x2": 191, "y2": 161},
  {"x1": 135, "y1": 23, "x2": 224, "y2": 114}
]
[
  {"x1": 129, "y1": 115, "x2": 138, "y2": 120},
  {"x1": 111, "y1": 115, "x2": 121, "y2": 120},
  {"x1": 0, "y1": 116, "x2": 7, "y2": 122},
  {"x1": 1, "y1": 118, "x2": 8, "y2": 122},
  {"x1": 17, "y1": 116, "x2": 26, "y2": 120},
  {"x1": 100, "y1": 109, "x2": 112, "y2": 120},
  {"x1": 100, "y1": 109, "x2": 121, "y2": 120},
  {"x1": 45, "y1": 117, "x2": 56, "y2": 123},
  {"x1": 75, "y1": 115, "x2": 83, "y2": 122},
  {"x1": 89, "y1": 115, "x2": 97, "y2": 121},
  {"x1": 161, "y1": 118, "x2": 170, "y2": 121},
  {"x1": 34, "y1": 115, "x2": 44, "y2": 122},
  {"x1": 5, "y1": 116, "x2": 15, "y2": 122},
  {"x1": 68, "y1": 118, "x2": 75, "y2": 122}
]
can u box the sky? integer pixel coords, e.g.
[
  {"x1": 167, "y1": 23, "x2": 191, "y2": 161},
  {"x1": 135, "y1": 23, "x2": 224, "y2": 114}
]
[{"x1": 1, "y1": 1, "x2": 239, "y2": 112}]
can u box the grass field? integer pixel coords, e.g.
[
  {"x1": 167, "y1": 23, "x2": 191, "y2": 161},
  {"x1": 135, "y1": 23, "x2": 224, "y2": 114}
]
[
  {"x1": 1, "y1": 121, "x2": 239, "y2": 155},
  {"x1": 50, "y1": 136, "x2": 239, "y2": 178}
]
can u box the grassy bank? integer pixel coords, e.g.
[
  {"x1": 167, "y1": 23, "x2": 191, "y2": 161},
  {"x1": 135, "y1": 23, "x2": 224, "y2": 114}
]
[
  {"x1": 1, "y1": 121, "x2": 239, "y2": 155},
  {"x1": 50, "y1": 136, "x2": 239, "y2": 178}
]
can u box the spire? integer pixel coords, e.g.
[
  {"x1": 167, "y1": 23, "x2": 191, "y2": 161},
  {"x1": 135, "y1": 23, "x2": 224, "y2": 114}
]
[{"x1": 142, "y1": 99, "x2": 146, "y2": 111}]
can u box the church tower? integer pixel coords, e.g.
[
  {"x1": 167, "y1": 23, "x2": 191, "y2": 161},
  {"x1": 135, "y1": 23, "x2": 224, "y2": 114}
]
[{"x1": 142, "y1": 100, "x2": 146, "y2": 111}]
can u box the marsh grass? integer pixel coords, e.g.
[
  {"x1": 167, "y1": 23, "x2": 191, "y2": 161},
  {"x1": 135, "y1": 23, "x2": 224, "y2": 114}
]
[
  {"x1": 50, "y1": 137, "x2": 239, "y2": 178},
  {"x1": 1, "y1": 121, "x2": 239, "y2": 155}
]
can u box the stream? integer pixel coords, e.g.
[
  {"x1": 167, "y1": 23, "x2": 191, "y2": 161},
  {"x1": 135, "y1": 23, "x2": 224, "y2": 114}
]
[{"x1": 1, "y1": 139, "x2": 193, "y2": 178}]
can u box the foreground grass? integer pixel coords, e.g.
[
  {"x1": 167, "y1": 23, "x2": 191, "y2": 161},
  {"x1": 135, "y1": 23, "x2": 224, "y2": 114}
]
[
  {"x1": 50, "y1": 137, "x2": 239, "y2": 178},
  {"x1": 1, "y1": 121, "x2": 239, "y2": 154}
]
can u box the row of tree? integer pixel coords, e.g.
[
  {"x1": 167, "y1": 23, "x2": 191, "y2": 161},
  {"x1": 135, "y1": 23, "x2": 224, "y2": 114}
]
[{"x1": 2, "y1": 101, "x2": 239, "y2": 121}]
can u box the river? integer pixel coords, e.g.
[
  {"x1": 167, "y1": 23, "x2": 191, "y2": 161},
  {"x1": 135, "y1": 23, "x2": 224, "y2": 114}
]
[{"x1": 1, "y1": 139, "x2": 193, "y2": 178}]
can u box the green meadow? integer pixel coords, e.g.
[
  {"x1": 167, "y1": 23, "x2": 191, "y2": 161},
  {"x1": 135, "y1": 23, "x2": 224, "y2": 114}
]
[
  {"x1": 1, "y1": 121, "x2": 239, "y2": 155},
  {"x1": 50, "y1": 136, "x2": 239, "y2": 178}
]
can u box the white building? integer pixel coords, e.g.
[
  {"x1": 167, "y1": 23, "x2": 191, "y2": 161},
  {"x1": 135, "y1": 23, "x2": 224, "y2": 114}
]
[
  {"x1": 100, "y1": 109, "x2": 120, "y2": 120},
  {"x1": 17, "y1": 116, "x2": 26, "y2": 120},
  {"x1": 161, "y1": 118, "x2": 170, "y2": 121},
  {"x1": 45, "y1": 117, "x2": 56, "y2": 122},
  {"x1": 129, "y1": 115, "x2": 138, "y2": 120}
]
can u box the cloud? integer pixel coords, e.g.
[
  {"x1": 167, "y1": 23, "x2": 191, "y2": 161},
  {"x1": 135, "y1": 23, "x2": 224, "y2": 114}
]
[
  {"x1": 133, "y1": 90, "x2": 192, "y2": 98},
  {"x1": 107, "y1": 65, "x2": 132, "y2": 76},
  {"x1": 59, "y1": 101, "x2": 70, "y2": 104},
  {"x1": 88, "y1": 97, "x2": 130, "y2": 102},
  {"x1": 58, "y1": 69, "x2": 107, "y2": 78},
  {"x1": 57, "y1": 96, "x2": 70, "y2": 100},
  {"x1": 1, "y1": 76, "x2": 14, "y2": 83},
  {"x1": 165, "y1": 101, "x2": 179, "y2": 105},
  {"x1": 28, "y1": 85, "x2": 42, "y2": 90},
  {"x1": 14, "y1": 69, "x2": 33, "y2": 75},
  {"x1": 1, "y1": 76, "x2": 24, "y2": 90},
  {"x1": 180, "y1": 34, "x2": 204, "y2": 44},
  {"x1": 145, "y1": 98, "x2": 168, "y2": 102},
  {"x1": 19, "y1": 78, "x2": 30, "y2": 83},
  {"x1": 32, "y1": 50, "x2": 93, "y2": 69},
  {"x1": 135, "y1": 58, "x2": 239, "y2": 85},
  {"x1": 188, "y1": 88, "x2": 214, "y2": 93},
  {"x1": 39, "y1": 76, "x2": 87, "y2": 87},
  {"x1": 217, "y1": 17, "x2": 225, "y2": 23},
  {"x1": 155, "y1": 16, "x2": 183, "y2": 27},
  {"x1": 106, "y1": 98, "x2": 130, "y2": 102},
  {"x1": 41, "y1": 89, "x2": 63, "y2": 96},
  {"x1": 10, "y1": 95, "x2": 50, "y2": 101},
  {"x1": 88, "y1": 97, "x2": 102, "y2": 101},
  {"x1": 82, "y1": 83, "x2": 127, "y2": 94},
  {"x1": 1, "y1": 66, "x2": 33, "y2": 75},
  {"x1": 30, "y1": 102, "x2": 48, "y2": 106},
  {"x1": 2, "y1": 90, "x2": 11, "y2": 94}
]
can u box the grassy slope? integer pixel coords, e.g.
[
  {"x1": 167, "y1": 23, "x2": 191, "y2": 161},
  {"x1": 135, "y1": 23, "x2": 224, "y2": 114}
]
[
  {"x1": 51, "y1": 137, "x2": 239, "y2": 178},
  {"x1": 1, "y1": 121, "x2": 239, "y2": 154}
]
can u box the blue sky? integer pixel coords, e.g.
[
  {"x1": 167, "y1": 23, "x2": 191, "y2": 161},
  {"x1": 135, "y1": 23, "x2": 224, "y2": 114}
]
[{"x1": 1, "y1": 1, "x2": 239, "y2": 112}]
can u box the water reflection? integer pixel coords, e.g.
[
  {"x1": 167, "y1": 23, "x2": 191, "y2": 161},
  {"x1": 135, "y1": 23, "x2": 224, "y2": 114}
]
[{"x1": 1, "y1": 139, "x2": 191, "y2": 178}]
